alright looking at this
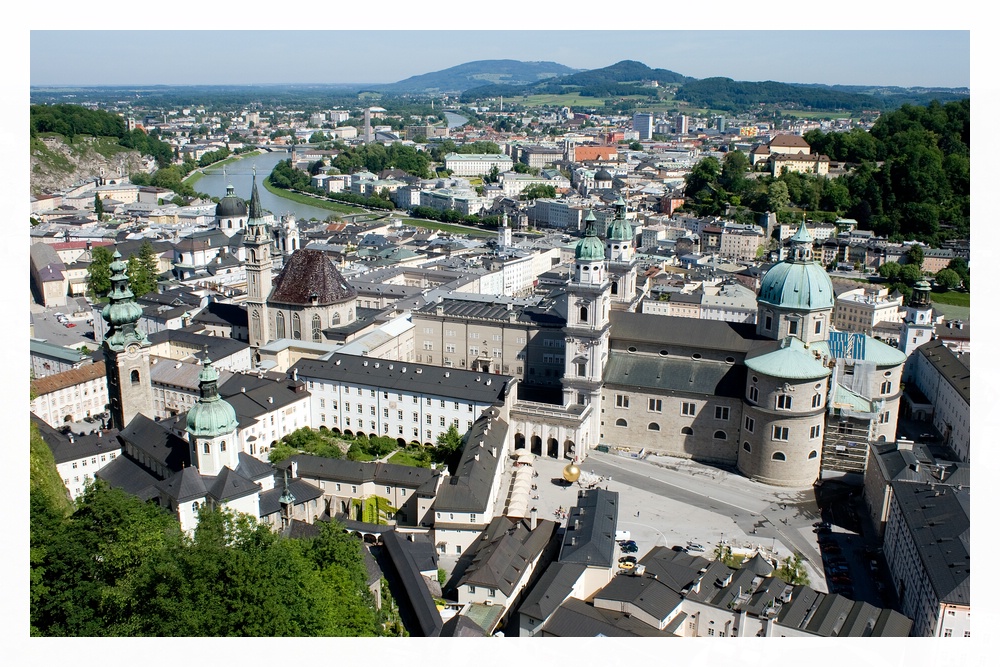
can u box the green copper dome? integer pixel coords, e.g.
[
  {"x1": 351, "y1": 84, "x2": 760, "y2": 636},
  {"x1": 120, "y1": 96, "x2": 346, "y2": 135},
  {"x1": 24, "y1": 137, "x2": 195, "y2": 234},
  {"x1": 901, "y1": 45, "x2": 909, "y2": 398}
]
[
  {"x1": 606, "y1": 196, "x2": 633, "y2": 242},
  {"x1": 758, "y1": 222, "x2": 833, "y2": 311},
  {"x1": 745, "y1": 336, "x2": 831, "y2": 380},
  {"x1": 186, "y1": 358, "x2": 238, "y2": 437},
  {"x1": 576, "y1": 211, "x2": 605, "y2": 261}
]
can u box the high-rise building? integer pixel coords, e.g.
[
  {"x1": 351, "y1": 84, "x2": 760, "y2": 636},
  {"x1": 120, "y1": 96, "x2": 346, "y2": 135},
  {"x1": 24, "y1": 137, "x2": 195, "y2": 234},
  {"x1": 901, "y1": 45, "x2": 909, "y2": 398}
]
[{"x1": 632, "y1": 113, "x2": 654, "y2": 140}]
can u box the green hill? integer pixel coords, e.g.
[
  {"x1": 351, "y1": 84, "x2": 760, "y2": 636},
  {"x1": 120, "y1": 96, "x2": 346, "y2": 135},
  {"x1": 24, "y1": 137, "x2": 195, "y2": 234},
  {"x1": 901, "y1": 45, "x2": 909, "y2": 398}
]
[{"x1": 375, "y1": 59, "x2": 579, "y2": 93}]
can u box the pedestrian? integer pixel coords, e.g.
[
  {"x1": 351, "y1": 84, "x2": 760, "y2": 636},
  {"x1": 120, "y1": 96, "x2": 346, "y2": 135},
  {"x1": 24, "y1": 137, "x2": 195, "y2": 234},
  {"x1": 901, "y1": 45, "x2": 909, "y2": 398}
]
[{"x1": 636, "y1": 511, "x2": 640, "y2": 518}]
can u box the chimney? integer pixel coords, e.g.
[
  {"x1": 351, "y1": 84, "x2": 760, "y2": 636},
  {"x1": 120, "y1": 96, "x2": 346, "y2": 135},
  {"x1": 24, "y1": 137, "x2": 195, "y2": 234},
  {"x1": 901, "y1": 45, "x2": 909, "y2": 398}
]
[
  {"x1": 290, "y1": 460, "x2": 298, "y2": 478},
  {"x1": 268, "y1": 396, "x2": 273, "y2": 404},
  {"x1": 530, "y1": 507, "x2": 537, "y2": 530},
  {"x1": 292, "y1": 369, "x2": 298, "y2": 381}
]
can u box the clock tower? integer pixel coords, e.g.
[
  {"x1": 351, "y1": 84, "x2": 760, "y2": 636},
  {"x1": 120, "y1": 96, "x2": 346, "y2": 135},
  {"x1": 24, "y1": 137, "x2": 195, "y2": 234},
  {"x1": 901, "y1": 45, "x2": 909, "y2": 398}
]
[{"x1": 102, "y1": 250, "x2": 154, "y2": 430}]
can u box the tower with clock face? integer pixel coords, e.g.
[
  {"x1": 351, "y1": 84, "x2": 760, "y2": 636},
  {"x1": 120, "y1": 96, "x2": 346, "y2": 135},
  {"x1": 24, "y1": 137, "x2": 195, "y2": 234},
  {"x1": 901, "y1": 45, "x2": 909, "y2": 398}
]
[
  {"x1": 102, "y1": 250, "x2": 154, "y2": 430},
  {"x1": 243, "y1": 169, "x2": 273, "y2": 350}
]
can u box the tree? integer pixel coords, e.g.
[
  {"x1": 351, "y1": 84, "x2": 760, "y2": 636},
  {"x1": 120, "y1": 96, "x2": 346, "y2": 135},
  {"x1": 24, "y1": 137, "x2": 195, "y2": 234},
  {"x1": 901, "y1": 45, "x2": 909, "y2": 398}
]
[
  {"x1": 434, "y1": 424, "x2": 464, "y2": 465},
  {"x1": 766, "y1": 181, "x2": 791, "y2": 213},
  {"x1": 934, "y1": 268, "x2": 961, "y2": 290},
  {"x1": 877, "y1": 261, "x2": 902, "y2": 281},
  {"x1": 125, "y1": 243, "x2": 158, "y2": 299},
  {"x1": 87, "y1": 246, "x2": 114, "y2": 298},
  {"x1": 904, "y1": 244, "x2": 925, "y2": 268},
  {"x1": 774, "y1": 553, "x2": 810, "y2": 586},
  {"x1": 520, "y1": 184, "x2": 556, "y2": 201},
  {"x1": 94, "y1": 194, "x2": 105, "y2": 221},
  {"x1": 899, "y1": 263, "x2": 923, "y2": 284},
  {"x1": 947, "y1": 256, "x2": 969, "y2": 289}
]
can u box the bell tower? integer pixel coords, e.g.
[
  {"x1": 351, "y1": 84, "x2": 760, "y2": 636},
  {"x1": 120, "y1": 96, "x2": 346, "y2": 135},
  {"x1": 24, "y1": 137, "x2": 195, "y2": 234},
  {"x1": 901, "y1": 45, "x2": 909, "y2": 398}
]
[
  {"x1": 244, "y1": 168, "x2": 273, "y2": 349},
  {"x1": 561, "y1": 212, "x2": 611, "y2": 456},
  {"x1": 102, "y1": 250, "x2": 154, "y2": 430},
  {"x1": 900, "y1": 279, "x2": 935, "y2": 355},
  {"x1": 605, "y1": 195, "x2": 639, "y2": 311},
  {"x1": 186, "y1": 357, "x2": 240, "y2": 477}
]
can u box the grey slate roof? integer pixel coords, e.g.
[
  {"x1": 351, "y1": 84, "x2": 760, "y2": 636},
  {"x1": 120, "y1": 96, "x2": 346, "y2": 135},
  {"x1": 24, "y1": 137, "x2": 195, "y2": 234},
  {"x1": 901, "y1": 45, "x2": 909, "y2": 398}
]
[
  {"x1": 889, "y1": 481, "x2": 970, "y2": 606},
  {"x1": 236, "y1": 451, "x2": 277, "y2": 482},
  {"x1": 540, "y1": 597, "x2": 671, "y2": 637},
  {"x1": 603, "y1": 350, "x2": 747, "y2": 398},
  {"x1": 381, "y1": 530, "x2": 443, "y2": 637},
  {"x1": 206, "y1": 466, "x2": 262, "y2": 502},
  {"x1": 156, "y1": 466, "x2": 208, "y2": 503},
  {"x1": 435, "y1": 408, "x2": 508, "y2": 513},
  {"x1": 36, "y1": 418, "x2": 122, "y2": 464},
  {"x1": 147, "y1": 328, "x2": 249, "y2": 362},
  {"x1": 291, "y1": 353, "x2": 513, "y2": 405},
  {"x1": 119, "y1": 413, "x2": 191, "y2": 473},
  {"x1": 915, "y1": 339, "x2": 970, "y2": 404},
  {"x1": 284, "y1": 454, "x2": 439, "y2": 492},
  {"x1": 258, "y1": 479, "x2": 323, "y2": 518},
  {"x1": 458, "y1": 516, "x2": 558, "y2": 596},
  {"x1": 95, "y1": 454, "x2": 163, "y2": 502},
  {"x1": 558, "y1": 489, "x2": 618, "y2": 569},
  {"x1": 610, "y1": 310, "x2": 761, "y2": 353},
  {"x1": 637, "y1": 546, "x2": 711, "y2": 593},
  {"x1": 594, "y1": 574, "x2": 684, "y2": 622},
  {"x1": 517, "y1": 561, "x2": 588, "y2": 622}
]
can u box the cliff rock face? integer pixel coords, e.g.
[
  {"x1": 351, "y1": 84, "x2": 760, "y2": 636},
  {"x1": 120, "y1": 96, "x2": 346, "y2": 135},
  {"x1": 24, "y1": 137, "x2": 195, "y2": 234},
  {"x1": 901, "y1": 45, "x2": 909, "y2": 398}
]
[{"x1": 30, "y1": 136, "x2": 155, "y2": 196}]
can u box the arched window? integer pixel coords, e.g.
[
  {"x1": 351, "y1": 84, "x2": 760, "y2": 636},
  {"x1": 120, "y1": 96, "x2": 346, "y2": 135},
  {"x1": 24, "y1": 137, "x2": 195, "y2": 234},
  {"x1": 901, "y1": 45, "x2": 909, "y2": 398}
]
[
  {"x1": 312, "y1": 314, "x2": 322, "y2": 342},
  {"x1": 220, "y1": 441, "x2": 226, "y2": 452},
  {"x1": 291, "y1": 313, "x2": 301, "y2": 339},
  {"x1": 275, "y1": 311, "x2": 286, "y2": 338},
  {"x1": 681, "y1": 427, "x2": 693, "y2": 435},
  {"x1": 808, "y1": 450, "x2": 818, "y2": 459},
  {"x1": 714, "y1": 430, "x2": 727, "y2": 440},
  {"x1": 251, "y1": 310, "x2": 261, "y2": 344},
  {"x1": 332, "y1": 312, "x2": 341, "y2": 326},
  {"x1": 192, "y1": 501, "x2": 199, "y2": 511},
  {"x1": 611, "y1": 281, "x2": 619, "y2": 295},
  {"x1": 130, "y1": 370, "x2": 140, "y2": 385},
  {"x1": 580, "y1": 306, "x2": 589, "y2": 322},
  {"x1": 743, "y1": 441, "x2": 751, "y2": 452},
  {"x1": 648, "y1": 422, "x2": 660, "y2": 431},
  {"x1": 203, "y1": 443, "x2": 211, "y2": 454},
  {"x1": 615, "y1": 418, "x2": 627, "y2": 427},
  {"x1": 771, "y1": 451, "x2": 786, "y2": 461}
]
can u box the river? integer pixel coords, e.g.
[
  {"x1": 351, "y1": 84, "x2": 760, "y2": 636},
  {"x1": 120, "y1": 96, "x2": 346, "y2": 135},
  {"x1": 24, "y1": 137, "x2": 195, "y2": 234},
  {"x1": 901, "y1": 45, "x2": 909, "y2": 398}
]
[
  {"x1": 196, "y1": 111, "x2": 467, "y2": 220},
  {"x1": 194, "y1": 150, "x2": 342, "y2": 222}
]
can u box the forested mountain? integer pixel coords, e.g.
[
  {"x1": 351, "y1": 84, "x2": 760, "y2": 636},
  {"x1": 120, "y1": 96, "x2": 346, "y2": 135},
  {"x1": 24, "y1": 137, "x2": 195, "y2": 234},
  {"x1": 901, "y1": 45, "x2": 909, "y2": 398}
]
[
  {"x1": 673, "y1": 77, "x2": 888, "y2": 112},
  {"x1": 460, "y1": 60, "x2": 692, "y2": 101},
  {"x1": 373, "y1": 59, "x2": 579, "y2": 93}
]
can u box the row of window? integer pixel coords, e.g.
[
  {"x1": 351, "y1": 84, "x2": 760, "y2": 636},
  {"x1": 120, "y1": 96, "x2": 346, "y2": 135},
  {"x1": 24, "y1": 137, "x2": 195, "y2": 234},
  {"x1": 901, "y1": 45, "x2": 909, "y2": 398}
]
[
  {"x1": 747, "y1": 386, "x2": 824, "y2": 409},
  {"x1": 614, "y1": 395, "x2": 730, "y2": 420},
  {"x1": 70, "y1": 452, "x2": 116, "y2": 468},
  {"x1": 741, "y1": 441, "x2": 819, "y2": 460}
]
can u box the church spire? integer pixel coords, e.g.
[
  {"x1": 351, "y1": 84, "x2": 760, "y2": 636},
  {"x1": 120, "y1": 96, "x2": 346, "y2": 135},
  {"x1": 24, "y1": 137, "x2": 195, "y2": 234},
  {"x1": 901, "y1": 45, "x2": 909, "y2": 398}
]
[{"x1": 248, "y1": 165, "x2": 264, "y2": 221}]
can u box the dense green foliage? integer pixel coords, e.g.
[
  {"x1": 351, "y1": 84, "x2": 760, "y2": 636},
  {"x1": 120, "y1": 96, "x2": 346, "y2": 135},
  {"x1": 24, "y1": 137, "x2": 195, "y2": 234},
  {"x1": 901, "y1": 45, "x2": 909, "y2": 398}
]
[
  {"x1": 681, "y1": 99, "x2": 969, "y2": 244},
  {"x1": 86, "y1": 246, "x2": 113, "y2": 297},
  {"x1": 675, "y1": 77, "x2": 885, "y2": 112},
  {"x1": 31, "y1": 104, "x2": 175, "y2": 168},
  {"x1": 267, "y1": 159, "x2": 395, "y2": 211},
  {"x1": 30, "y1": 477, "x2": 381, "y2": 636},
  {"x1": 331, "y1": 143, "x2": 431, "y2": 177}
]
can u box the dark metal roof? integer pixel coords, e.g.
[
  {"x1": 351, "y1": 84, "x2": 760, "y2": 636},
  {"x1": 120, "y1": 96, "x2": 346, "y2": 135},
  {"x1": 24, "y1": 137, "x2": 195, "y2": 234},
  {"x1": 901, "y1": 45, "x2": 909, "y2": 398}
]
[
  {"x1": 915, "y1": 339, "x2": 970, "y2": 404},
  {"x1": 258, "y1": 478, "x2": 323, "y2": 518},
  {"x1": 235, "y1": 451, "x2": 275, "y2": 481},
  {"x1": 269, "y1": 248, "x2": 357, "y2": 306},
  {"x1": 594, "y1": 574, "x2": 684, "y2": 622},
  {"x1": 609, "y1": 310, "x2": 761, "y2": 353},
  {"x1": 603, "y1": 351, "x2": 746, "y2": 398},
  {"x1": 39, "y1": 424, "x2": 122, "y2": 464},
  {"x1": 95, "y1": 454, "x2": 163, "y2": 502},
  {"x1": 517, "y1": 561, "x2": 588, "y2": 622},
  {"x1": 889, "y1": 481, "x2": 970, "y2": 606},
  {"x1": 458, "y1": 516, "x2": 558, "y2": 596},
  {"x1": 119, "y1": 413, "x2": 191, "y2": 473},
  {"x1": 558, "y1": 489, "x2": 618, "y2": 568},
  {"x1": 156, "y1": 466, "x2": 208, "y2": 503},
  {"x1": 381, "y1": 530, "x2": 443, "y2": 637},
  {"x1": 435, "y1": 409, "x2": 508, "y2": 513},
  {"x1": 286, "y1": 455, "x2": 438, "y2": 491},
  {"x1": 205, "y1": 466, "x2": 261, "y2": 502},
  {"x1": 540, "y1": 597, "x2": 670, "y2": 637},
  {"x1": 291, "y1": 353, "x2": 512, "y2": 406}
]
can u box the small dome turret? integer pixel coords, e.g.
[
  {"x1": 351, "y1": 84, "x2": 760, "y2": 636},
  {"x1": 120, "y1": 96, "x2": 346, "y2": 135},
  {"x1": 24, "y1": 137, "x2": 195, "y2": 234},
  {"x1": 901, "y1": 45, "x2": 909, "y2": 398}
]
[{"x1": 575, "y1": 211, "x2": 605, "y2": 262}]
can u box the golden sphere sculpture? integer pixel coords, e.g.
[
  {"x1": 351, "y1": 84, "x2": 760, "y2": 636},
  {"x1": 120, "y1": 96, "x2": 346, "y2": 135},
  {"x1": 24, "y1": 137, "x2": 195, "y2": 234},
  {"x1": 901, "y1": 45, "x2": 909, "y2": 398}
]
[{"x1": 562, "y1": 463, "x2": 581, "y2": 483}]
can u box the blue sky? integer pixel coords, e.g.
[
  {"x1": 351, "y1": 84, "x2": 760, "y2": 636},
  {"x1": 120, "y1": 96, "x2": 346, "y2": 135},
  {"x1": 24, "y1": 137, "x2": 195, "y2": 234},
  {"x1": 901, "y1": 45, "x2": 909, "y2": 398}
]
[{"x1": 30, "y1": 30, "x2": 970, "y2": 89}]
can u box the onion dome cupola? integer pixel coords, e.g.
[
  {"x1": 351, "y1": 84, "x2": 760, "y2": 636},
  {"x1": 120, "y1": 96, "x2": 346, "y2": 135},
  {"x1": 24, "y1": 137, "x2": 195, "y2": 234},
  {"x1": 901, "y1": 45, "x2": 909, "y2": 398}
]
[
  {"x1": 910, "y1": 279, "x2": 932, "y2": 307},
  {"x1": 185, "y1": 357, "x2": 239, "y2": 438},
  {"x1": 758, "y1": 221, "x2": 833, "y2": 312},
  {"x1": 606, "y1": 195, "x2": 633, "y2": 242},
  {"x1": 575, "y1": 211, "x2": 606, "y2": 262},
  {"x1": 101, "y1": 250, "x2": 146, "y2": 350}
]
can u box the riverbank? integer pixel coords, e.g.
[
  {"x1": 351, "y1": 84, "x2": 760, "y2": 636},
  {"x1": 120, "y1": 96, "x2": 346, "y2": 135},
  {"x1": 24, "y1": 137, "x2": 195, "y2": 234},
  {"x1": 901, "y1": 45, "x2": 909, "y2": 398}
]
[
  {"x1": 183, "y1": 149, "x2": 264, "y2": 188},
  {"x1": 260, "y1": 178, "x2": 365, "y2": 216}
]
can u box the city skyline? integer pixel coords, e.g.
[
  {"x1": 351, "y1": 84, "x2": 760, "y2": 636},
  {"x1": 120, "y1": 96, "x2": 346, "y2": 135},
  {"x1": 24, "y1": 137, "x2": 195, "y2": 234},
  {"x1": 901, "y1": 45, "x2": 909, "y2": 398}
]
[{"x1": 30, "y1": 30, "x2": 970, "y2": 90}]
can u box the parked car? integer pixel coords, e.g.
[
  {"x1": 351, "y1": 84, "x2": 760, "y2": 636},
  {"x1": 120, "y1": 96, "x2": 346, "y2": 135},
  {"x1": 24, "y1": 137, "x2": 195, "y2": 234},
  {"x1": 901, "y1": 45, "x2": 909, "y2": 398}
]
[
  {"x1": 618, "y1": 556, "x2": 637, "y2": 569},
  {"x1": 813, "y1": 521, "x2": 831, "y2": 529},
  {"x1": 64, "y1": 322, "x2": 76, "y2": 328},
  {"x1": 615, "y1": 530, "x2": 631, "y2": 542},
  {"x1": 619, "y1": 540, "x2": 638, "y2": 552},
  {"x1": 618, "y1": 539, "x2": 637, "y2": 549},
  {"x1": 687, "y1": 542, "x2": 705, "y2": 552}
]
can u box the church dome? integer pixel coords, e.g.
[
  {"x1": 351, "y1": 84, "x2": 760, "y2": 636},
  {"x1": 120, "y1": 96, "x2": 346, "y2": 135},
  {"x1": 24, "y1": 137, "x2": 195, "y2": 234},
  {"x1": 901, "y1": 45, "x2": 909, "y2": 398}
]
[
  {"x1": 606, "y1": 216, "x2": 632, "y2": 242},
  {"x1": 216, "y1": 184, "x2": 248, "y2": 217},
  {"x1": 575, "y1": 212, "x2": 605, "y2": 262},
  {"x1": 186, "y1": 359, "x2": 238, "y2": 437},
  {"x1": 102, "y1": 251, "x2": 143, "y2": 327},
  {"x1": 758, "y1": 222, "x2": 833, "y2": 311},
  {"x1": 594, "y1": 168, "x2": 613, "y2": 181},
  {"x1": 757, "y1": 261, "x2": 834, "y2": 311}
]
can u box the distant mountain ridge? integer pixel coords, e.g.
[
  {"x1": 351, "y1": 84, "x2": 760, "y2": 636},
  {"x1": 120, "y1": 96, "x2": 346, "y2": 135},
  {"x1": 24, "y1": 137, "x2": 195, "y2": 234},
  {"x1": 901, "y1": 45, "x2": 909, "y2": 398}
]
[{"x1": 372, "y1": 59, "x2": 581, "y2": 93}]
